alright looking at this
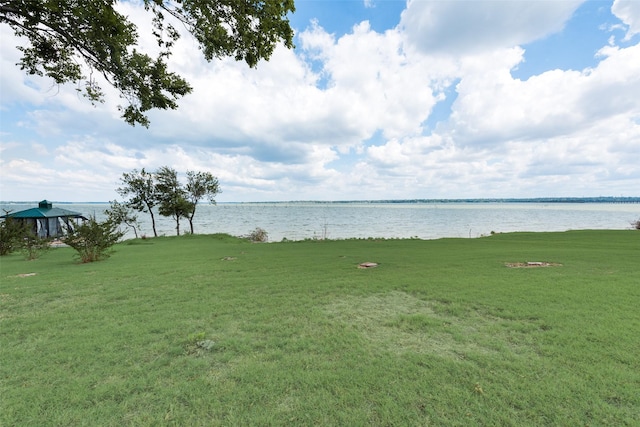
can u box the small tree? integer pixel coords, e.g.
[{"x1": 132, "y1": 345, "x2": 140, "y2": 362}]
[
  {"x1": 0, "y1": 216, "x2": 28, "y2": 256},
  {"x1": 632, "y1": 218, "x2": 640, "y2": 230},
  {"x1": 105, "y1": 200, "x2": 141, "y2": 238},
  {"x1": 155, "y1": 166, "x2": 194, "y2": 236},
  {"x1": 20, "y1": 234, "x2": 51, "y2": 260},
  {"x1": 63, "y1": 217, "x2": 124, "y2": 263},
  {"x1": 185, "y1": 170, "x2": 221, "y2": 234},
  {"x1": 118, "y1": 168, "x2": 159, "y2": 237}
]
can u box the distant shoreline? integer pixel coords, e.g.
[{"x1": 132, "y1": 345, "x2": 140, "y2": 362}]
[{"x1": 2, "y1": 197, "x2": 639, "y2": 205}]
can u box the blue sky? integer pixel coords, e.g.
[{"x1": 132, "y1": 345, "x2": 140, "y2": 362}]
[{"x1": 1, "y1": 0, "x2": 639, "y2": 202}]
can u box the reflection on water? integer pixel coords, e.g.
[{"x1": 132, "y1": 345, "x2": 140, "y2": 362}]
[{"x1": 1, "y1": 202, "x2": 638, "y2": 241}]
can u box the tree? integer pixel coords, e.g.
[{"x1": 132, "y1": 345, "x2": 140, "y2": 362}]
[
  {"x1": 0, "y1": 216, "x2": 28, "y2": 256},
  {"x1": 105, "y1": 200, "x2": 141, "y2": 238},
  {"x1": 63, "y1": 216, "x2": 124, "y2": 263},
  {"x1": 1, "y1": 0, "x2": 295, "y2": 127},
  {"x1": 117, "y1": 168, "x2": 159, "y2": 237},
  {"x1": 155, "y1": 166, "x2": 193, "y2": 236},
  {"x1": 185, "y1": 170, "x2": 220, "y2": 234}
]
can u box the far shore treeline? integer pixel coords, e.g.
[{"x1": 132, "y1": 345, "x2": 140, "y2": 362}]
[{"x1": 2, "y1": 196, "x2": 639, "y2": 205}]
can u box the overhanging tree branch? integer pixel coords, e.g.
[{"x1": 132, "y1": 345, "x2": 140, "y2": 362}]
[{"x1": 1, "y1": 0, "x2": 295, "y2": 127}]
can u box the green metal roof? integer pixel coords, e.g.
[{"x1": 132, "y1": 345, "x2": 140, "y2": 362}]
[{"x1": 1, "y1": 200, "x2": 85, "y2": 219}]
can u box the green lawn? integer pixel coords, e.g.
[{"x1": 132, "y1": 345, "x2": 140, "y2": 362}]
[{"x1": 1, "y1": 231, "x2": 639, "y2": 426}]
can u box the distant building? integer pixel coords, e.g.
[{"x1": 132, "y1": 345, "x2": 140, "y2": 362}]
[{"x1": 1, "y1": 200, "x2": 87, "y2": 238}]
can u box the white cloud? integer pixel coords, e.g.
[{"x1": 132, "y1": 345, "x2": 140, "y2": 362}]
[
  {"x1": 357, "y1": 32, "x2": 640, "y2": 198},
  {"x1": 1, "y1": 0, "x2": 638, "y2": 202},
  {"x1": 612, "y1": 0, "x2": 640, "y2": 39},
  {"x1": 442, "y1": 40, "x2": 640, "y2": 147},
  {"x1": 299, "y1": 20, "x2": 458, "y2": 141},
  {"x1": 361, "y1": 108, "x2": 640, "y2": 198},
  {"x1": 0, "y1": 27, "x2": 54, "y2": 107},
  {"x1": 400, "y1": 0, "x2": 584, "y2": 54},
  {"x1": 136, "y1": 16, "x2": 452, "y2": 162}
]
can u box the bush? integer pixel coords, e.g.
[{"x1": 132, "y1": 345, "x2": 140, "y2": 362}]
[
  {"x1": 0, "y1": 218, "x2": 28, "y2": 256},
  {"x1": 632, "y1": 218, "x2": 640, "y2": 230},
  {"x1": 247, "y1": 227, "x2": 268, "y2": 243},
  {"x1": 63, "y1": 217, "x2": 124, "y2": 263},
  {"x1": 20, "y1": 234, "x2": 51, "y2": 260}
]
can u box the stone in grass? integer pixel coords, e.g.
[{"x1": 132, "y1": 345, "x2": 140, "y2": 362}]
[{"x1": 358, "y1": 262, "x2": 379, "y2": 269}]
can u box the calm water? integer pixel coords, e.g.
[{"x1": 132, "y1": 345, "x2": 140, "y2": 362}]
[{"x1": 2, "y1": 202, "x2": 638, "y2": 241}]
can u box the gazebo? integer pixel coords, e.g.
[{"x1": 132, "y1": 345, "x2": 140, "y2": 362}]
[{"x1": 1, "y1": 200, "x2": 87, "y2": 238}]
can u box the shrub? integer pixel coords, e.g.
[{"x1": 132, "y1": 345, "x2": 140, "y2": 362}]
[
  {"x1": 247, "y1": 227, "x2": 268, "y2": 243},
  {"x1": 63, "y1": 217, "x2": 124, "y2": 263},
  {"x1": 632, "y1": 218, "x2": 640, "y2": 230},
  {"x1": 0, "y1": 218, "x2": 28, "y2": 256},
  {"x1": 20, "y1": 234, "x2": 51, "y2": 260},
  {"x1": 1, "y1": 217, "x2": 52, "y2": 259}
]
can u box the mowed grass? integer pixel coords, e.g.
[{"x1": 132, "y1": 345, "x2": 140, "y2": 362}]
[{"x1": 1, "y1": 230, "x2": 639, "y2": 426}]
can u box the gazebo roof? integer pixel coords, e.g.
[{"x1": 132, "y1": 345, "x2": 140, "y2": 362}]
[{"x1": 1, "y1": 200, "x2": 86, "y2": 219}]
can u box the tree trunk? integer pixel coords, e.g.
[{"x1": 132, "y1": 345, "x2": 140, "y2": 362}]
[
  {"x1": 148, "y1": 207, "x2": 158, "y2": 237},
  {"x1": 188, "y1": 204, "x2": 197, "y2": 234},
  {"x1": 129, "y1": 224, "x2": 138, "y2": 238}
]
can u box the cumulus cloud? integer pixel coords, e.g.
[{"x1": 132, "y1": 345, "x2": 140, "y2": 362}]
[
  {"x1": 300, "y1": 20, "x2": 442, "y2": 139},
  {"x1": 356, "y1": 19, "x2": 640, "y2": 198},
  {"x1": 400, "y1": 0, "x2": 584, "y2": 54},
  {"x1": 612, "y1": 0, "x2": 640, "y2": 39},
  {"x1": 146, "y1": 16, "x2": 448, "y2": 157},
  {"x1": 1, "y1": 0, "x2": 638, "y2": 202}
]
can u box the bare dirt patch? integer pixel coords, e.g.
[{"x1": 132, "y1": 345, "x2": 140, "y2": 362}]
[
  {"x1": 358, "y1": 262, "x2": 379, "y2": 269},
  {"x1": 505, "y1": 262, "x2": 562, "y2": 268},
  {"x1": 13, "y1": 273, "x2": 38, "y2": 278}
]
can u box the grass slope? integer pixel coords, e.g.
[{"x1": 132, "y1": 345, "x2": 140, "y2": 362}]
[{"x1": 1, "y1": 231, "x2": 639, "y2": 426}]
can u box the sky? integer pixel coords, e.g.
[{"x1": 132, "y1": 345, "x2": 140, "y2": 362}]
[{"x1": 1, "y1": 0, "x2": 639, "y2": 202}]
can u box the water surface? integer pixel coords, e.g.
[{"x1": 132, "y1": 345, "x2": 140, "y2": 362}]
[{"x1": 2, "y1": 201, "x2": 637, "y2": 241}]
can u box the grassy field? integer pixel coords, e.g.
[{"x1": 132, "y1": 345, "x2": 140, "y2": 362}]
[{"x1": 1, "y1": 230, "x2": 639, "y2": 426}]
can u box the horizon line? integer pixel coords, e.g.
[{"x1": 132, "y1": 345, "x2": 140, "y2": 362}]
[{"x1": 2, "y1": 196, "x2": 639, "y2": 205}]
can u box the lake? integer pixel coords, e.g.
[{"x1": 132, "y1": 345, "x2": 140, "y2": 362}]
[{"x1": 2, "y1": 201, "x2": 638, "y2": 241}]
